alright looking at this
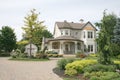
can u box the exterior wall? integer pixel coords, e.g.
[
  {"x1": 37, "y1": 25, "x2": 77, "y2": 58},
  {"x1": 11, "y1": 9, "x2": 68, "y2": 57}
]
[
  {"x1": 71, "y1": 29, "x2": 82, "y2": 39},
  {"x1": 51, "y1": 22, "x2": 97, "y2": 54},
  {"x1": 60, "y1": 29, "x2": 71, "y2": 36},
  {"x1": 81, "y1": 23, "x2": 97, "y2": 53},
  {"x1": 54, "y1": 24, "x2": 61, "y2": 38}
]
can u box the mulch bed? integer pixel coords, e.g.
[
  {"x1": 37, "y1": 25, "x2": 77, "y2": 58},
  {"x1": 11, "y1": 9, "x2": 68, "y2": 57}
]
[{"x1": 53, "y1": 67, "x2": 88, "y2": 80}]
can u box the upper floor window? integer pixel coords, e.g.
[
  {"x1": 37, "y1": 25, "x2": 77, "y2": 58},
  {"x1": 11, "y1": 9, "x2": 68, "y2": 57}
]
[
  {"x1": 65, "y1": 30, "x2": 68, "y2": 35},
  {"x1": 84, "y1": 31, "x2": 85, "y2": 38},
  {"x1": 61, "y1": 31, "x2": 63, "y2": 35},
  {"x1": 88, "y1": 31, "x2": 93, "y2": 38},
  {"x1": 76, "y1": 32, "x2": 78, "y2": 35}
]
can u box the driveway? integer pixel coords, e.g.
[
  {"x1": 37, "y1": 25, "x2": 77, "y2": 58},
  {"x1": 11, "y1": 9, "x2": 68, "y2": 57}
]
[{"x1": 0, "y1": 57, "x2": 62, "y2": 80}]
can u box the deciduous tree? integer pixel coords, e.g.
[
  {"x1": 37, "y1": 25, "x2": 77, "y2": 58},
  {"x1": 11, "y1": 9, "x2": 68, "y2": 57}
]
[{"x1": 0, "y1": 26, "x2": 16, "y2": 54}]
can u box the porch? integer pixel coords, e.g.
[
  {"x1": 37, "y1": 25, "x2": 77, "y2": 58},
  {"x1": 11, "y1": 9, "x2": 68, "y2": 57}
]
[{"x1": 48, "y1": 40, "x2": 84, "y2": 54}]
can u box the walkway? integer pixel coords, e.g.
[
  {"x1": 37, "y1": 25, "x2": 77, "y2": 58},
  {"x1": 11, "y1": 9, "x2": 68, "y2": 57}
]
[{"x1": 0, "y1": 57, "x2": 62, "y2": 80}]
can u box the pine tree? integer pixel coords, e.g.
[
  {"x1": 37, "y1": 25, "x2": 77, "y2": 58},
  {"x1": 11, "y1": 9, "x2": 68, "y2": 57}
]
[
  {"x1": 113, "y1": 18, "x2": 120, "y2": 45},
  {"x1": 111, "y1": 18, "x2": 120, "y2": 55},
  {"x1": 96, "y1": 11, "x2": 116, "y2": 64}
]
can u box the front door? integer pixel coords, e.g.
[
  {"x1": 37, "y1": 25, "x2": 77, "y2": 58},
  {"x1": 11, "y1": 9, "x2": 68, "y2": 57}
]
[{"x1": 65, "y1": 44, "x2": 69, "y2": 52}]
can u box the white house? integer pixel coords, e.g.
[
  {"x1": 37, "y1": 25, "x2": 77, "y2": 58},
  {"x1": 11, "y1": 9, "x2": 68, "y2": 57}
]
[
  {"x1": 25, "y1": 44, "x2": 38, "y2": 56},
  {"x1": 42, "y1": 20, "x2": 97, "y2": 54}
]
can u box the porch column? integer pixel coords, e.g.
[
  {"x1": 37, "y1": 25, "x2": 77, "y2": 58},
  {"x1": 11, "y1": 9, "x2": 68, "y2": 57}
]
[
  {"x1": 81, "y1": 42, "x2": 84, "y2": 52},
  {"x1": 49, "y1": 41, "x2": 53, "y2": 51},
  {"x1": 59, "y1": 41, "x2": 64, "y2": 54},
  {"x1": 74, "y1": 41, "x2": 78, "y2": 53}
]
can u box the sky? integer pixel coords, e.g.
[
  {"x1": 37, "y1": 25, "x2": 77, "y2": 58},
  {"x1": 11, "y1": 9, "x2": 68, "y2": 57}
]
[{"x1": 0, "y1": 0, "x2": 120, "y2": 41}]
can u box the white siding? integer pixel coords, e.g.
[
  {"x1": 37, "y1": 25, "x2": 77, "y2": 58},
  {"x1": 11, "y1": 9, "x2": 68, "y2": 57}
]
[
  {"x1": 53, "y1": 22, "x2": 97, "y2": 53},
  {"x1": 54, "y1": 24, "x2": 61, "y2": 38}
]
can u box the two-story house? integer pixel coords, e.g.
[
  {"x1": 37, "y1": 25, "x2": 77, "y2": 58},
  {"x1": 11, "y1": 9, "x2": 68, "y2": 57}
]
[{"x1": 41, "y1": 20, "x2": 97, "y2": 54}]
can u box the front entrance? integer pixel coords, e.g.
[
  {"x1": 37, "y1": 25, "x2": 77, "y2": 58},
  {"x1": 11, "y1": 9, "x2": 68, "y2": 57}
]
[
  {"x1": 65, "y1": 44, "x2": 69, "y2": 52},
  {"x1": 64, "y1": 42, "x2": 75, "y2": 54}
]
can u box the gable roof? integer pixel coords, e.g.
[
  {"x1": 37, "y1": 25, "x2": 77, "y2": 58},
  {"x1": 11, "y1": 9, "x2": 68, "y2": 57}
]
[{"x1": 55, "y1": 21, "x2": 97, "y2": 30}]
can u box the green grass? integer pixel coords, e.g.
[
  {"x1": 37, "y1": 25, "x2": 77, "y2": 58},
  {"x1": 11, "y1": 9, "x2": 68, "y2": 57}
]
[{"x1": 9, "y1": 58, "x2": 49, "y2": 61}]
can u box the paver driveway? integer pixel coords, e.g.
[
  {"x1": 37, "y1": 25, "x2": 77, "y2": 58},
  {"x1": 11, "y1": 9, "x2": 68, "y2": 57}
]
[{"x1": 0, "y1": 57, "x2": 62, "y2": 80}]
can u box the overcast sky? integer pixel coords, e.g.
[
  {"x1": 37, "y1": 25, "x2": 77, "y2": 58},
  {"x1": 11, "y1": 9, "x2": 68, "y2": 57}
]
[{"x1": 0, "y1": 0, "x2": 120, "y2": 41}]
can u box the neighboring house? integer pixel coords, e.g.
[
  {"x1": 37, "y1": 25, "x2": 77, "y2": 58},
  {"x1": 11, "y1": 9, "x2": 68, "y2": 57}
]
[
  {"x1": 25, "y1": 44, "x2": 38, "y2": 56},
  {"x1": 42, "y1": 20, "x2": 97, "y2": 54}
]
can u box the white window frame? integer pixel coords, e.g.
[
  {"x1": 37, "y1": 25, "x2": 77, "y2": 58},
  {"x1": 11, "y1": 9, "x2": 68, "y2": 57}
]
[
  {"x1": 88, "y1": 31, "x2": 93, "y2": 38},
  {"x1": 88, "y1": 45, "x2": 93, "y2": 52}
]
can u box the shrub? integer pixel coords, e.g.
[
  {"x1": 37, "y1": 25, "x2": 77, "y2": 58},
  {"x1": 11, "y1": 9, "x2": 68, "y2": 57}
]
[
  {"x1": 117, "y1": 54, "x2": 120, "y2": 59},
  {"x1": 57, "y1": 58, "x2": 75, "y2": 70},
  {"x1": 10, "y1": 49, "x2": 27, "y2": 58},
  {"x1": 46, "y1": 50, "x2": 63, "y2": 58},
  {"x1": 65, "y1": 60, "x2": 97, "y2": 76},
  {"x1": 83, "y1": 64, "x2": 116, "y2": 73},
  {"x1": 114, "y1": 61, "x2": 120, "y2": 64},
  {"x1": 89, "y1": 53, "x2": 97, "y2": 57},
  {"x1": 76, "y1": 52, "x2": 82, "y2": 57},
  {"x1": 52, "y1": 54, "x2": 58, "y2": 57},
  {"x1": 47, "y1": 54, "x2": 53, "y2": 57},
  {"x1": 114, "y1": 64, "x2": 120, "y2": 70},
  {"x1": 19, "y1": 53, "x2": 27, "y2": 58},
  {"x1": 76, "y1": 52, "x2": 86, "y2": 58},
  {"x1": 36, "y1": 53, "x2": 48, "y2": 59},
  {"x1": 80, "y1": 53, "x2": 87, "y2": 58},
  {"x1": 47, "y1": 53, "x2": 63, "y2": 57},
  {"x1": 84, "y1": 71, "x2": 120, "y2": 80},
  {"x1": 46, "y1": 51, "x2": 58, "y2": 54},
  {"x1": 65, "y1": 68, "x2": 77, "y2": 76}
]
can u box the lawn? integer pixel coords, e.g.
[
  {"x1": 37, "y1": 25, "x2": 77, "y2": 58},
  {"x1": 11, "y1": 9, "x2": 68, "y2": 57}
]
[{"x1": 9, "y1": 57, "x2": 49, "y2": 61}]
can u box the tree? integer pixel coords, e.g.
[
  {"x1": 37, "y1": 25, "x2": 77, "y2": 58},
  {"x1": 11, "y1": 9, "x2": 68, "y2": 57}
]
[
  {"x1": 17, "y1": 40, "x2": 29, "y2": 53},
  {"x1": 22, "y1": 9, "x2": 45, "y2": 40},
  {"x1": 96, "y1": 11, "x2": 117, "y2": 64},
  {"x1": 22, "y1": 9, "x2": 45, "y2": 57},
  {"x1": 112, "y1": 18, "x2": 120, "y2": 55},
  {"x1": 32, "y1": 29, "x2": 53, "y2": 50},
  {"x1": 0, "y1": 26, "x2": 16, "y2": 54},
  {"x1": 22, "y1": 9, "x2": 53, "y2": 56}
]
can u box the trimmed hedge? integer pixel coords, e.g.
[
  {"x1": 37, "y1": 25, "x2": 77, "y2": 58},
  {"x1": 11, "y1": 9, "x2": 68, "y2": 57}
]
[{"x1": 65, "y1": 60, "x2": 97, "y2": 76}]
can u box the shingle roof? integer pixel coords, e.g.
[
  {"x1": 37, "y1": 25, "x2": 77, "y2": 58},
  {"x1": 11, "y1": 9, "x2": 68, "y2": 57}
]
[
  {"x1": 56, "y1": 21, "x2": 85, "y2": 29},
  {"x1": 45, "y1": 36, "x2": 83, "y2": 42}
]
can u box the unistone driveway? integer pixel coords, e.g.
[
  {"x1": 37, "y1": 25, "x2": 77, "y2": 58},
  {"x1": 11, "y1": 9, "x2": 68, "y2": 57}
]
[{"x1": 0, "y1": 57, "x2": 62, "y2": 80}]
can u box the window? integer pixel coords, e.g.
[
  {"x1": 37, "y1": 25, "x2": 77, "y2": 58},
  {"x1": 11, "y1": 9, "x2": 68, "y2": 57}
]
[
  {"x1": 76, "y1": 32, "x2": 78, "y2": 35},
  {"x1": 52, "y1": 42, "x2": 59, "y2": 49},
  {"x1": 84, "y1": 45, "x2": 86, "y2": 52},
  {"x1": 88, "y1": 31, "x2": 93, "y2": 38},
  {"x1": 65, "y1": 30, "x2": 68, "y2": 35},
  {"x1": 77, "y1": 43, "x2": 81, "y2": 50},
  {"x1": 61, "y1": 31, "x2": 63, "y2": 35},
  {"x1": 88, "y1": 45, "x2": 93, "y2": 52},
  {"x1": 84, "y1": 31, "x2": 85, "y2": 38}
]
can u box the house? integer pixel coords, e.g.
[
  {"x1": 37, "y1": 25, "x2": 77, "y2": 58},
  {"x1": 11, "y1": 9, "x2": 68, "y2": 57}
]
[
  {"x1": 25, "y1": 44, "x2": 38, "y2": 56},
  {"x1": 41, "y1": 20, "x2": 97, "y2": 54}
]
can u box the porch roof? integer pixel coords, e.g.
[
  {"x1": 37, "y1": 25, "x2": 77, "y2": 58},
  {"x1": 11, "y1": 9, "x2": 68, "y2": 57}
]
[{"x1": 45, "y1": 36, "x2": 83, "y2": 43}]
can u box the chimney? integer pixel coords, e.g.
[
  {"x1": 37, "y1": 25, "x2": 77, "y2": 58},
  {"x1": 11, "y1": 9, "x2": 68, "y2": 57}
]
[
  {"x1": 80, "y1": 19, "x2": 84, "y2": 23},
  {"x1": 64, "y1": 20, "x2": 67, "y2": 22}
]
